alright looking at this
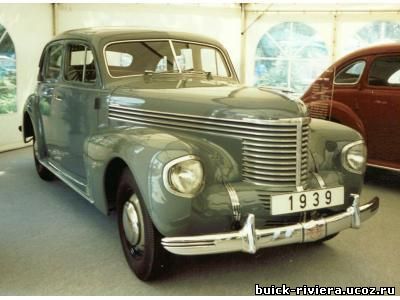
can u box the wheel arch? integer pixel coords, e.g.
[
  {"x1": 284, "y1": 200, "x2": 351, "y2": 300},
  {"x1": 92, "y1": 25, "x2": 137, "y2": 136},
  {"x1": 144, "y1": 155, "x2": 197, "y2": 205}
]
[
  {"x1": 103, "y1": 157, "x2": 129, "y2": 213},
  {"x1": 22, "y1": 111, "x2": 34, "y2": 142}
]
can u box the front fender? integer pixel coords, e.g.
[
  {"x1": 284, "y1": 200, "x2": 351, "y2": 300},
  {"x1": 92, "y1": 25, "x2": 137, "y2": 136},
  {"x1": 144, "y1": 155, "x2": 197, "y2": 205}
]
[
  {"x1": 309, "y1": 118, "x2": 365, "y2": 198},
  {"x1": 86, "y1": 127, "x2": 239, "y2": 236}
]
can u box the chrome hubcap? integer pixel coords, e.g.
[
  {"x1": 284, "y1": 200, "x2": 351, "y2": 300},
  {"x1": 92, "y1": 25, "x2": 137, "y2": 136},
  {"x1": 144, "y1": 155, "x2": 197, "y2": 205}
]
[{"x1": 122, "y1": 195, "x2": 142, "y2": 246}]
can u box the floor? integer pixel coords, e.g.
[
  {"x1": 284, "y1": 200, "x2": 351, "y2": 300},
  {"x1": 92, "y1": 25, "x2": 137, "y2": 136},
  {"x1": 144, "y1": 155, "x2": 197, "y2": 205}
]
[{"x1": 0, "y1": 147, "x2": 399, "y2": 295}]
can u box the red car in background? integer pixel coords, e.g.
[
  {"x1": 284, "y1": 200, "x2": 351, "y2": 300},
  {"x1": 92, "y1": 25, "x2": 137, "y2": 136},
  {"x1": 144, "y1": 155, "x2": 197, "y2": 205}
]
[{"x1": 302, "y1": 43, "x2": 400, "y2": 171}]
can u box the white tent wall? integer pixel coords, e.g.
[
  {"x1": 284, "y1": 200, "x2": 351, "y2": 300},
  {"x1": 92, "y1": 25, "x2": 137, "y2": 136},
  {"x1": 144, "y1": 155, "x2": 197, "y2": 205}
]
[
  {"x1": 335, "y1": 12, "x2": 400, "y2": 58},
  {"x1": 55, "y1": 3, "x2": 242, "y2": 76},
  {"x1": 243, "y1": 12, "x2": 335, "y2": 87},
  {"x1": 244, "y1": 3, "x2": 400, "y2": 86},
  {"x1": 0, "y1": 4, "x2": 52, "y2": 152}
]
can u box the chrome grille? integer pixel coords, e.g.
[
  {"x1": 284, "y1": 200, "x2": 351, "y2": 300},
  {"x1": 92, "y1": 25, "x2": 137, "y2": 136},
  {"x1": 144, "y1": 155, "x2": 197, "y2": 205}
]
[
  {"x1": 242, "y1": 119, "x2": 309, "y2": 190},
  {"x1": 109, "y1": 105, "x2": 310, "y2": 190}
]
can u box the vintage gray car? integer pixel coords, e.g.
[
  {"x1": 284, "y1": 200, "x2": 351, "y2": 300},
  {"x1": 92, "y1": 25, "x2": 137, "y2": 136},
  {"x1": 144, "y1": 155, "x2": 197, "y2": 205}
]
[{"x1": 21, "y1": 28, "x2": 379, "y2": 280}]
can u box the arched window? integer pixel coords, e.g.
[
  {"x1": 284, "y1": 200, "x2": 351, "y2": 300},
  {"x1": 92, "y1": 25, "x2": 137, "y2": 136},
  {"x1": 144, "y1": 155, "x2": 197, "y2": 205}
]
[
  {"x1": 254, "y1": 22, "x2": 329, "y2": 94},
  {"x1": 344, "y1": 21, "x2": 400, "y2": 54},
  {"x1": 0, "y1": 24, "x2": 16, "y2": 114}
]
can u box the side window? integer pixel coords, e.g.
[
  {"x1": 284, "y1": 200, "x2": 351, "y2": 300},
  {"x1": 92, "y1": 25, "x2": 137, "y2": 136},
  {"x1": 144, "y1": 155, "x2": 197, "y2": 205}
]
[
  {"x1": 368, "y1": 55, "x2": 400, "y2": 87},
  {"x1": 64, "y1": 43, "x2": 97, "y2": 83},
  {"x1": 43, "y1": 44, "x2": 63, "y2": 81},
  {"x1": 173, "y1": 42, "x2": 231, "y2": 77},
  {"x1": 200, "y1": 48, "x2": 228, "y2": 77},
  {"x1": 334, "y1": 60, "x2": 366, "y2": 85}
]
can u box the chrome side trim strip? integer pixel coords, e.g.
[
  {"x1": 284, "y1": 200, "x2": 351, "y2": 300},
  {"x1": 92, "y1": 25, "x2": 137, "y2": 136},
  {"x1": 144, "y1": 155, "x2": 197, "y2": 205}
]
[
  {"x1": 42, "y1": 160, "x2": 93, "y2": 204},
  {"x1": 367, "y1": 163, "x2": 400, "y2": 172},
  {"x1": 109, "y1": 104, "x2": 311, "y2": 126},
  {"x1": 48, "y1": 161, "x2": 86, "y2": 187},
  {"x1": 225, "y1": 183, "x2": 241, "y2": 223}
]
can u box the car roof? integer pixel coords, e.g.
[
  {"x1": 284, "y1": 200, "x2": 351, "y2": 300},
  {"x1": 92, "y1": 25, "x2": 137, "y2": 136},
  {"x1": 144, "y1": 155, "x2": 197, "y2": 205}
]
[
  {"x1": 51, "y1": 27, "x2": 225, "y2": 49},
  {"x1": 334, "y1": 43, "x2": 400, "y2": 66}
]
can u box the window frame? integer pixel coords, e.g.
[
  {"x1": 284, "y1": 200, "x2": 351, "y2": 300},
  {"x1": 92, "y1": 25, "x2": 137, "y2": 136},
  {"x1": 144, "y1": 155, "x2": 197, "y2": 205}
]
[
  {"x1": 62, "y1": 40, "x2": 99, "y2": 86},
  {"x1": 40, "y1": 41, "x2": 65, "y2": 83},
  {"x1": 103, "y1": 38, "x2": 235, "y2": 80},
  {"x1": 333, "y1": 59, "x2": 366, "y2": 86}
]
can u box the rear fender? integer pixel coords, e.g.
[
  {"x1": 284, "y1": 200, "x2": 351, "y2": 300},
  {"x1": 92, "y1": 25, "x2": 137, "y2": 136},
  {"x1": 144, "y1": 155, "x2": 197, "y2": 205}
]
[{"x1": 307, "y1": 100, "x2": 366, "y2": 139}]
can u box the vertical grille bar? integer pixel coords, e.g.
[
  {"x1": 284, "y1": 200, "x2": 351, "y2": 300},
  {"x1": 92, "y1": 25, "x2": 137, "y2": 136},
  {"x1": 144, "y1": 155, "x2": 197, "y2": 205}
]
[{"x1": 295, "y1": 118, "x2": 304, "y2": 191}]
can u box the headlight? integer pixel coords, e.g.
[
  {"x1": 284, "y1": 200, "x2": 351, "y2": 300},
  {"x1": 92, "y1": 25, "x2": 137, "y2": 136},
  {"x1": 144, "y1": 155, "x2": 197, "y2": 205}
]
[
  {"x1": 341, "y1": 141, "x2": 367, "y2": 174},
  {"x1": 163, "y1": 155, "x2": 204, "y2": 197}
]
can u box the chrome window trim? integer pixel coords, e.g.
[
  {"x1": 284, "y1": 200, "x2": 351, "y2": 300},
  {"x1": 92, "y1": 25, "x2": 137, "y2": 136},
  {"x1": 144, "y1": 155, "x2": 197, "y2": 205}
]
[
  {"x1": 162, "y1": 155, "x2": 204, "y2": 198},
  {"x1": 169, "y1": 39, "x2": 181, "y2": 73},
  {"x1": 341, "y1": 140, "x2": 366, "y2": 174},
  {"x1": 103, "y1": 38, "x2": 235, "y2": 79},
  {"x1": 333, "y1": 60, "x2": 366, "y2": 86}
]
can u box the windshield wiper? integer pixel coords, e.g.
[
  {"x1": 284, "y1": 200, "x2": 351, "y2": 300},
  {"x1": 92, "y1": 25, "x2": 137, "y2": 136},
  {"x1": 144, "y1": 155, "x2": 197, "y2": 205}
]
[
  {"x1": 182, "y1": 68, "x2": 213, "y2": 80},
  {"x1": 144, "y1": 70, "x2": 180, "y2": 77}
]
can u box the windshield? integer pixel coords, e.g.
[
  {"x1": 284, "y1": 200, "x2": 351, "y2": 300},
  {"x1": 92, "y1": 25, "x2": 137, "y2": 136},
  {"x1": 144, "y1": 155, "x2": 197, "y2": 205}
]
[{"x1": 104, "y1": 40, "x2": 232, "y2": 78}]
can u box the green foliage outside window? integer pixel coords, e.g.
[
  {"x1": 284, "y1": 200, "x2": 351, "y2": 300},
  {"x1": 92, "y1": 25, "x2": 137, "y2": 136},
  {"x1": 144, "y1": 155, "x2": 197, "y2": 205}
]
[
  {"x1": 254, "y1": 22, "x2": 329, "y2": 95},
  {"x1": 344, "y1": 21, "x2": 400, "y2": 55},
  {"x1": 0, "y1": 24, "x2": 16, "y2": 114}
]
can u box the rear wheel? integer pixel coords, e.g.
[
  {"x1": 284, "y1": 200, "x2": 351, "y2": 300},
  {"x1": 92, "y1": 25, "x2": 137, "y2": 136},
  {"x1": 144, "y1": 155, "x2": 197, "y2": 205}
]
[
  {"x1": 116, "y1": 168, "x2": 168, "y2": 281},
  {"x1": 33, "y1": 138, "x2": 55, "y2": 181}
]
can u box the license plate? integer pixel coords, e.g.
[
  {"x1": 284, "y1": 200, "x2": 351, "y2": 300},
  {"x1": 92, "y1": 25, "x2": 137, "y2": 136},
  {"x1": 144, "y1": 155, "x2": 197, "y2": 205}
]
[{"x1": 271, "y1": 186, "x2": 344, "y2": 216}]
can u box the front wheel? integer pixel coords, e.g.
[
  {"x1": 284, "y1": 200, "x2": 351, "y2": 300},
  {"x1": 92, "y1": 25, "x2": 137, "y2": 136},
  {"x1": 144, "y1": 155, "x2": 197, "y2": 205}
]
[{"x1": 116, "y1": 168, "x2": 168, "y2": 281}]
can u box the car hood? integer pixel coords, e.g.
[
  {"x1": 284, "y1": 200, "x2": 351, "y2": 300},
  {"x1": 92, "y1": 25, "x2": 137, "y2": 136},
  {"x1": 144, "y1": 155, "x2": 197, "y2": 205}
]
[{"x1": 108, "y1": 76, "x2": 308, "y2": 121}]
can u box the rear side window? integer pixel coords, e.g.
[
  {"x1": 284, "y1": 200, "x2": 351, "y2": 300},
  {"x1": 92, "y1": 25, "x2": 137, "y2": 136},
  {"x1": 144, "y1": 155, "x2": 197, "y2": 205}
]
[
  {"x1": 368, "y1": 55, "x2": 400, "y2": 87},
  {"x1": 43, "y1": 44, "x2": 63, "y2": 81},
  {"x1": 64, "y1": 43, "x2": 97, "y2": 83},
  {"x1": 334, "y1": 60, "x2": 366, "y2": 85}
]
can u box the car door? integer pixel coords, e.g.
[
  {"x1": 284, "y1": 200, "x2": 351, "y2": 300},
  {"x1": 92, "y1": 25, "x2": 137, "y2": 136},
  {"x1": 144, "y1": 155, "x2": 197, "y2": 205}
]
[
  {"x1": 51, "y1": 41, "x2": 102, "y2": 184},
  {"x1": 332, "y1": 59, "x2": 367, "y2": 118},
  {"x1": 358, "y1": 54, "x2": 400, "y2": 168},
  {"x1": 37, "y1": 42, "x2": 64, "y2": 161}
]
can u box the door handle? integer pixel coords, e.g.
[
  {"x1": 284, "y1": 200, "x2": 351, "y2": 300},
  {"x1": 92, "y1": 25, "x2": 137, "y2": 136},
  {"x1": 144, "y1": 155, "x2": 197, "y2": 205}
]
[{"x1": 374, "y1": 100, "x2": 387, "y2": 105}]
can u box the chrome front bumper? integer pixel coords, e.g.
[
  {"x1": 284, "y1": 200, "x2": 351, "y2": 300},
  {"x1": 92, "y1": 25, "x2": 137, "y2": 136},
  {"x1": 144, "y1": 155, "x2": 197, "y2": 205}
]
[{"x1": 161, "y1": 195, "x2": 379, "y2": 255}]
